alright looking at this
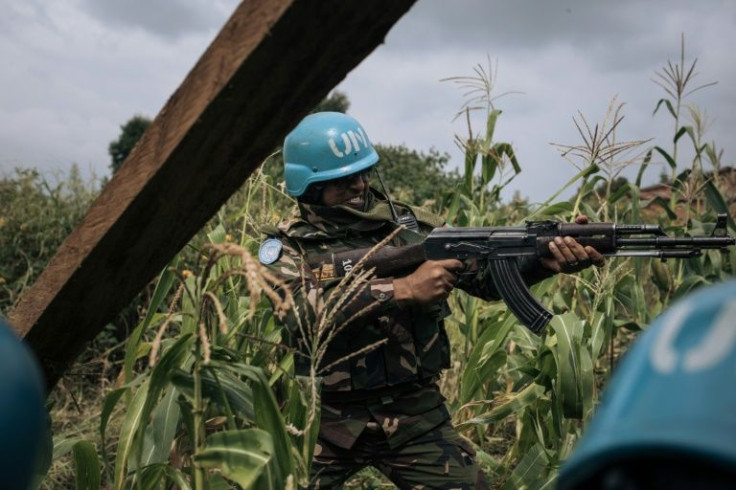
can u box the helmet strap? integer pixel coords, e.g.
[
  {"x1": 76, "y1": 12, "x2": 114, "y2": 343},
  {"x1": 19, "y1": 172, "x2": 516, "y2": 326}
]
[{"x1": 373, "y1": 166, "x2": 419, "y2": 232}]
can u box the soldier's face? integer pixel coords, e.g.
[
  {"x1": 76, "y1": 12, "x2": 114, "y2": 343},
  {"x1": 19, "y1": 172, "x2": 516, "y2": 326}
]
[{"x1": 321, "y1": 170, "x2": 369, "y2": 209}]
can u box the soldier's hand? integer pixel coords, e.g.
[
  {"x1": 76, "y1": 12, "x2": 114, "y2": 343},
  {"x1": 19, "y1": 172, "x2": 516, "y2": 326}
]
[
  {"x1": 394, "y1": 259, "x2": 464, "y2": 304},
  {"x1": 541, "y1": 215, "x2": 606, "y2": 273}
]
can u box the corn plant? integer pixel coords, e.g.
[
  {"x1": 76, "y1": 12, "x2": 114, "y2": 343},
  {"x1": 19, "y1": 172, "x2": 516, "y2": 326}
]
[
  {"x1": 95, "y1": 235, "x2": 307, "y2": 489},
  {"x1": 440, "y1": 49, "x2": 733, "y2": 488}
]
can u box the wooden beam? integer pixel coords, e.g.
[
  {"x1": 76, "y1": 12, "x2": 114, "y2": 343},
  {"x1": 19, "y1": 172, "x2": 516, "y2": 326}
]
[{"x1": 9, "y1": 0, "x2": 417, "y2": 388}]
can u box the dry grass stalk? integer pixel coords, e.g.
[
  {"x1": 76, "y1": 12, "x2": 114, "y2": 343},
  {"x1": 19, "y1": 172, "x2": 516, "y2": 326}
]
[
  {"x1": 203, "y1": 291, "x2": 229, "y2": 334},
  {"x1": 198, "y1": 227, "x2": 406, "y2": 441},
  {"x1": 311, "y1": 227, "x2": 403, "y2": 370},
  {"x1": 198, "y1": 321, "x2": 211, "y2": 364},
  {"x1": 203, "y1": 242, "x2": 295, "y2": 322},
  {"x1": 317, "y1": 225, "x2": 402, "y2": 323},
  {"x1": 440, "y1": 55, "x2": 522, "y2": 117},
  {"x1": 316, "y1": 267, "x2": 374, "y2": 345},
  {"x1": 552, "y1": 96, "x2": 651, "y2": 176},
  {"x1": 317, "y1": 338, "x2": 389, "y2": 375},
  {"x1": 652, "y1": 34, "x2": 717, "y2": 102},
  {"x1": 264, "y1": 226, "x2": 406, "y2": 437}
]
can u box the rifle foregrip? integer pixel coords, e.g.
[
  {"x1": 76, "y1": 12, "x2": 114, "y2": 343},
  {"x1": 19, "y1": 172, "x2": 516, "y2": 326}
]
[{"x1": 488, "y1": 259, "x2": 553, "y2": 334}]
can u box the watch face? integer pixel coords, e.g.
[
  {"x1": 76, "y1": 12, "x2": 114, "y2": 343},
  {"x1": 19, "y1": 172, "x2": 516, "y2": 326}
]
[{"x1": 258, "y1": 238, "x2": 283, "y2": 265}]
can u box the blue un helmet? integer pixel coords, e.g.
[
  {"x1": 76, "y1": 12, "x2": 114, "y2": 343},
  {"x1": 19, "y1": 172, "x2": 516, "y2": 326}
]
[
  {"x1": 558, "y1": 280, "x2": 736, "y2": 490},
  {"x1": 0, "y1": 318, "x2": 47, "y2": 490},
  {"x1": 283, "y1": 112, "x2": 379, "y2": 197}
]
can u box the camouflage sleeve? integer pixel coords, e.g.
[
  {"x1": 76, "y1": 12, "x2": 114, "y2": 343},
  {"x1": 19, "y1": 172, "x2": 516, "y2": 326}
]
[{"x1": 263, "y1": 238, "x2": 401, "y2": 337}]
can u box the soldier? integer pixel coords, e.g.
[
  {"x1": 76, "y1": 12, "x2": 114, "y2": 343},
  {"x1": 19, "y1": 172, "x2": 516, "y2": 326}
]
[{"x1": 260, "y1": 112, "x2": 603, "y2": 489}]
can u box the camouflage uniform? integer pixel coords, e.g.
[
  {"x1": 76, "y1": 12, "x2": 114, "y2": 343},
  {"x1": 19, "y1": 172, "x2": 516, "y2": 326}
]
[{"x1": 262, "y1": 191, "x2": 502, "y2": 489}]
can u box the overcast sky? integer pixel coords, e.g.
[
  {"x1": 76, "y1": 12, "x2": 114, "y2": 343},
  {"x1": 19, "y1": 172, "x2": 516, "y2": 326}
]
[{"x1": 2, "y1": 0, "x2": 734, "y2": 203}]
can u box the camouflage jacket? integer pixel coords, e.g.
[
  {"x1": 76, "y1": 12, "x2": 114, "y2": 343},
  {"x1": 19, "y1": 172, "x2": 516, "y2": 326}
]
[{"x1": 260, "y1": 190, "x2": 502, "y2": 449}]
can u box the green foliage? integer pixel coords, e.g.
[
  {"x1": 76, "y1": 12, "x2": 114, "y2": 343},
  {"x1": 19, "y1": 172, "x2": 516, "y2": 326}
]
[
  {"x1": 310, "y1": 90, "x2": 350, "y2": 114},
  {"x1": 439, "y1": 50, "x2": 734, "y2": 488},
  {"x1": 0, "y1": 166, "x2": 98, "y2": 313},
  {"x1": 25, "y1": 41, "x2": 735, "y2": 489},
  {"x1": 108, "y1": 115, "x2": 152, "y2": 174},
  {"x1": 374, "y1": 144, "x2": 459, "y2": 207},
  {"x1": 72, "y1": 440, "x2": 101, "y2": 490},
  {"x1": 90, "y1": 213, "x2": 319, "y2": 489}
]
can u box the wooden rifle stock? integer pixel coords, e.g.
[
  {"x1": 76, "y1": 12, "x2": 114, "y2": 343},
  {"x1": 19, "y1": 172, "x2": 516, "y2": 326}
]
[{"x1": 308, "y1": 243, "x2": 425, "y2": 279}]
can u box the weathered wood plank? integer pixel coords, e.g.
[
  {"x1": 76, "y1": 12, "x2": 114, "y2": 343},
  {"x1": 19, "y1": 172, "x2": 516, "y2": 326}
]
[{"x1": 9, "y1": 0, "x2": 417, "y2": 388}]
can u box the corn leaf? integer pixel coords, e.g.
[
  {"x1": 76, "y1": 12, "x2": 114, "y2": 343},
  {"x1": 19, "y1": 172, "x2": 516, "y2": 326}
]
[
  {"x1": 52, "y1": 437, "x2": 83, "y2": 460},
  {"x1": 284, "y1": 375, "x2": 321, "y2": 475},
  {"x1": 672, "y1": 274, "x2": 708, "y2": 300},
  {"x1": 653, "y1": 146, "x2": 676, "y2": 169},
  {"x1": 590, "y1": 312, "x2": 607, "y2": 360},
  {"x1": 549, "y1": 314, "x2": 584, "y2": 419},
  {"x1": 138, "y1": 464, "x2": 192, "y2": 490},
  {"x1": 501, "y1": 442, "x2": 550, "y2": 490},
  {"x1": 72, "y1": 440, "x2": 101, "y2": 490},
  {"x1": 535, "y1": 202, "x2": 574, "y2": 217},
  {"x1": 171, "y1": 367, "x2": 255, "y2": 421},
  {"x1": 460, "y1": 314, "x2": 515, "y2": 402},
  {"x1": 113, "y1": 378, "x2": 149, "y2": 490},
  {"x1": 136, "y1": 335, "x2": 194, "y2": 468},
  {"x1": 136, "y1": 464, "x2": 165, "y2": 490},
  {"x1": 139, "y1": 386, "x2": 181, "y2": 467},
  {"x1": 210, "y1": 362, "x2": 294, "y2": 488},
  {"x1": 704, "y1": 180, "x2": 733, "y2": 223},
  {"x1": 100, "y1": 379, "x2": 144, "y2": 451},
  {"x1": 461, "y1": 383, "x2": 546, "y2": 426},
  {"x1": 123, "y1": 258, "x2": 178, "y2": 384},
  {"x1": 194, "y1": 429, "x2": 274, "y2": 490}
]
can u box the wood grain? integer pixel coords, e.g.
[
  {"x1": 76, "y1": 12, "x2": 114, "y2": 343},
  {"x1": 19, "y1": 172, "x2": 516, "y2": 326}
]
[{"x1": 9, "y1": 0, "x2": 417, "y2": 388}]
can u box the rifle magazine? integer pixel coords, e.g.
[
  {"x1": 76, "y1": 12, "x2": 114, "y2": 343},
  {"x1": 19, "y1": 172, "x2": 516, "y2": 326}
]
[{"x1": 488, "y1": 259, "x2": 553, "y2": 334}]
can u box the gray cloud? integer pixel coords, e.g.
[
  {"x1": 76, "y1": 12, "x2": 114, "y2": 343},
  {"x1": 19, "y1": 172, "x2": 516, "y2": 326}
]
[
  {"x1": 390, "y1": 0, "x2": 730, "y2": 75},
  {"x1": 336, "y1": 0, "x2": 736, "y2": 200},
  {"x1": 79, "y1": 0, "x2": 235, "y2": 40},
  {"x1": 1, "y1": 0, "x2": 734, "y2": 203}
]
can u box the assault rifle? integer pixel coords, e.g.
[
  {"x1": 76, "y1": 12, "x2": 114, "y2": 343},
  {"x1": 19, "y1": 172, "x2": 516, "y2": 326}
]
[{"x1": 309, "y1": 215, "x2": 735, "y2": 333}]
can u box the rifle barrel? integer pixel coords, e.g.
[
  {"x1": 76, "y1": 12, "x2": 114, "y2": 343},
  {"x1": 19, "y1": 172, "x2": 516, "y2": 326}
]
[{"x1": 616, "y1": 237, "x2": 736, "y2": 248}]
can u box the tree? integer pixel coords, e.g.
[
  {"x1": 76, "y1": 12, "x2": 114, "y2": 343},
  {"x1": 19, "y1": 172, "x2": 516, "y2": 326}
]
[
  {"x1": 108, "y1": 115, "x2": 152, "y2": 174},
  {"x1": 311, "y1": 90, "x2": 350, "y2": 114},
  {"x1": 108, "y1": 93, "x2": 460, "y2": 206},
  {"x1": 594, "y1": 175, "x2": 629, "y2": 197},
  {"x1": 373, "y1": 144, "x2": 459, "y2": 206}
]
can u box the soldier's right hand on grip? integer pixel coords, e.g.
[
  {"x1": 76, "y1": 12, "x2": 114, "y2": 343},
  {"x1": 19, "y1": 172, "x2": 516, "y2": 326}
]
[{"x1": 394, "y1": 259, "x2": 464, "y2": 305}]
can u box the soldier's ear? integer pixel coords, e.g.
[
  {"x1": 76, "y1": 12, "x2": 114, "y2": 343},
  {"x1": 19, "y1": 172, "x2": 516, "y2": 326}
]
[{"x1": 300, "y1": 184, "x2": 324, "y2": 205}]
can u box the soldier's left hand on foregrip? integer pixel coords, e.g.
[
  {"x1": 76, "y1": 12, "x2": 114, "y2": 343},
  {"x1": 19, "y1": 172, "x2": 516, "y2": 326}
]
[{"x1": 542, "y1": 215, "x2": 606, "y2": 273}]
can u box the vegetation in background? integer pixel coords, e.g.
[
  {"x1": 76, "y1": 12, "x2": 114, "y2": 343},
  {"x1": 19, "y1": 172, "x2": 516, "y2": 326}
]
[
  {"x1": 0, "y1": 166, "x2": 98, "y2": 312},
  {"x1": 3, "y1": 39, "x2": 734, "y2": 488},
  {"x1": 108, "y1": 115, "x2": 152, "y2": 174}
]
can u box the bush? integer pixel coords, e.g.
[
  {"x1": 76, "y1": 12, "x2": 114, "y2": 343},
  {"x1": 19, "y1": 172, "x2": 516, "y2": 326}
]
[{"x1": 0, "y1": 166, "x2": 99, "y2": 314}]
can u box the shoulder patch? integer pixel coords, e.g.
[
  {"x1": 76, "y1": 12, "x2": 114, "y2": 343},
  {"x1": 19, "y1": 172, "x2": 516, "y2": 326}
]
[{"x1": 258, "y1": 238, "x2": 283, "y2": 265}]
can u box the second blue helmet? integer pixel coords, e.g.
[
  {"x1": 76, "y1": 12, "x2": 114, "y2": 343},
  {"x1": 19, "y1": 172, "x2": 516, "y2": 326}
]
[{"x1": 558, "y1": 279, "x2": 736, "y2": 488}]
